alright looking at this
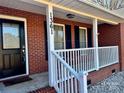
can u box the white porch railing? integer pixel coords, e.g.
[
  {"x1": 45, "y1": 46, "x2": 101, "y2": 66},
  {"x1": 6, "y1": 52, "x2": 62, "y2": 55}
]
[
  {"x1": 52, "y1": 51, "x2": 88, "y2": 93},
  {"x1": 54, "y1": 47, "x2": 96, "y2": 73},
  {"x1": 52, "y1": 46, "x2": 119, "y2": 93},
  {"x1": 99, "y1": 46, "x2": 119, "y2": 68}
]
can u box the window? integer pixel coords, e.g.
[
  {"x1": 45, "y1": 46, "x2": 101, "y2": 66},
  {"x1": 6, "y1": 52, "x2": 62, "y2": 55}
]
[
  {"x1": 79, "y1": 27, "x2": 87, "y2": 48},
  {"x1": 2, "y1": 23, "x2": 20, "y2": 49},
  {"x1": 54, "y1": 24, "x2": 65, "y2": 50}
]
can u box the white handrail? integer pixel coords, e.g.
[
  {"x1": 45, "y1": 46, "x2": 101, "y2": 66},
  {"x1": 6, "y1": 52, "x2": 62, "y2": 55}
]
[
  {"x1": 98, "y1": 46, "x2": 118, "y2": 49},
  {"x1": 54, "y1": 47, "x2": 96, "y2": 52},
  {"x1": 54, "y1": 46, "x2": 118, "y2": 52},
  {"x1": 52, "y1": 51, "x2": 88, "y2": 93},
  {"x1": 52, "y1": 51, "x2": 79, "y2": 79}
]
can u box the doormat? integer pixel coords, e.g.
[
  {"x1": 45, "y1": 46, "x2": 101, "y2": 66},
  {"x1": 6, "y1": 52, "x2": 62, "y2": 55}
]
[{"x1": 3, "y1": 76, "x2": 32, "y2": 86}]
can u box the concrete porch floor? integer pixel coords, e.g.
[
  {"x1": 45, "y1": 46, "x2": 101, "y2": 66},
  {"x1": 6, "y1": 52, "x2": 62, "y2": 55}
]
[{"x1": 0, "y1": 72, "x2": 49, "y2": 93}]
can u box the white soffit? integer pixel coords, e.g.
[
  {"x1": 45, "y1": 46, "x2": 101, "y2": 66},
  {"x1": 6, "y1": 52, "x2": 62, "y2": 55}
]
[
  {"x1": 32, "y1": 0, "x2": 124, "y2": 24},
  {"x1": 0, "y1": 0, "x2": 46, "y2": 15},
  {"x1": 113, "y1": 8, "x2": 124, "y2": 18}
]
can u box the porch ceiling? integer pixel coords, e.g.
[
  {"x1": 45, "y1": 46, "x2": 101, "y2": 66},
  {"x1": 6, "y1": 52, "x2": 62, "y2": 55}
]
[{"x1": 31, "y1": 0, "x2": 124, "y2": 24}]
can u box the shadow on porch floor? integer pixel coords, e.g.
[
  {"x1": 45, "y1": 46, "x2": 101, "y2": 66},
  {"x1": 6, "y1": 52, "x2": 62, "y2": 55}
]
[{"x1": 0, "y1": 72, "x2": 49, "y2": 93}]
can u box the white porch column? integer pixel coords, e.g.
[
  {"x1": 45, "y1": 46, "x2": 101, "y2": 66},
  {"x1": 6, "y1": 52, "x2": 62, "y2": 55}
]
[
  {"x1": 46, "y1": 4, "x2": 54, "y2": 86},
  {"x1": 93, "y1": 18, "x2": 99, "y2": 70}
]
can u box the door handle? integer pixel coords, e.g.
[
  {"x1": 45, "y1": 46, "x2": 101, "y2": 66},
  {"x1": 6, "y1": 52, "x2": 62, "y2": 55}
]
[
  {"x1": 22, "y1": 46, "x2": 25, "y2": 53},
  {"x1": 22, "y1": 49, "x2": 25, "y2": 53},
  {"x1": 21, "y1": 49, "x2": 25, "y2": 53},
  {"x1": 22, "y1": 49, "x2": 25, "y2": 52}
]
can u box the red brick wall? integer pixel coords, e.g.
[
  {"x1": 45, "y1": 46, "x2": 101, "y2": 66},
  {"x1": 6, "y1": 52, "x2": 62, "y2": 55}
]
[
  {"x1": 88, "y1": 23, "x2": 121, "y2": 84},
  {"x1": 0, "y1": 6, "x2": 92, "y2": 74},
  {"x1": 98, "y1": 24, "x2": 120, "y2": 46},
  {"x1": 88, "y1": 64, "x2": 120, "y2": 84},
  {"x1": 0, "y1": 6, "x2": 47, "y2": 74}
]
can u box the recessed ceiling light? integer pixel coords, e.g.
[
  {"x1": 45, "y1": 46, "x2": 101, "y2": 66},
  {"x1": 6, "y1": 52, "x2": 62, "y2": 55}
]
[{"x1": 66, "y1": 14, "x2": 75, "y2": 19}]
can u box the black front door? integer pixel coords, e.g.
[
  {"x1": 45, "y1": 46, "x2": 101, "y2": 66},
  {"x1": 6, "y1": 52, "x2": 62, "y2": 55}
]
[{"x1": 0, "y1": 19, "x2": 26, "y2": 79}]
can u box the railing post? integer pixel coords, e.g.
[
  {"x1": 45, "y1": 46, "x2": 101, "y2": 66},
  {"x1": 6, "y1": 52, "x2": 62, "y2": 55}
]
[
  {"x1": 78, "y1": 72, "x2": 88, "y2": 93},
  {"x1": 93, "y1": 18, "x2": 99, "y2": 70},
  {"x1": 46, "y1": 4, "x2": 54, "y2": 86}
]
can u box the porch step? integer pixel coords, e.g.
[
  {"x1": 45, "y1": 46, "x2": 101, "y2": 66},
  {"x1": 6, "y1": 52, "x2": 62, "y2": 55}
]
[{"x1": 29, "y1": 87, "x2": 56, "y2": 93}]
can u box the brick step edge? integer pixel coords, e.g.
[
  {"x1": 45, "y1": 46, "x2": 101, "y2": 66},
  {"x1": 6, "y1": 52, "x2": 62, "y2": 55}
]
[{"x1": 29, "y1": 87, "x2": 56, "y2": 93}]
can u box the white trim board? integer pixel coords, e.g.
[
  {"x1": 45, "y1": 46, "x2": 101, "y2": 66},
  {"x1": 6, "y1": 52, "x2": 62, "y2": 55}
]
[
  {"x1": 54, "y1": 23, "x2": 66, "y2": 50},
  {"x1": 79, "y1": 27, "x2": 88, "y2": 48}
]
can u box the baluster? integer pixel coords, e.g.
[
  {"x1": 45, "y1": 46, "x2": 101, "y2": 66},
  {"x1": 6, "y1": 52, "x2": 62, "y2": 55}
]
[
  {"x1": 64, "y1": 51, "x2": 67, "y2": 93},
  {"x1": 58, "y1": 60, "x2": 61, "y2": 92},
  {"x1": 70, "y1": 51, "x2": 74, "y2": 93},
  {"x1": 67, "y1": 51, "x2": 70, "y2": 93},
  {"x1": 73, "y1": 50, "x2": 78, "y2": 93},
  {"x1": 78, "y1": 50, "x2": 80, "y2": 72}
]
